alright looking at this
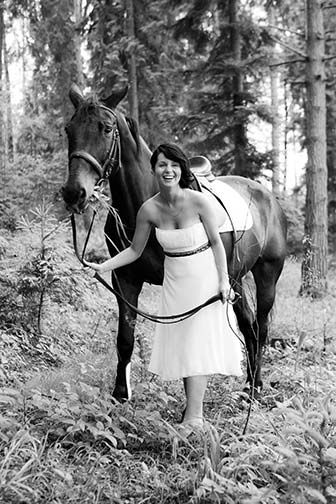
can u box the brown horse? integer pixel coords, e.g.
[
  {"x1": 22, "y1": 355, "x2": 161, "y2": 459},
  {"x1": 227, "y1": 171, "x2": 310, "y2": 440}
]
[{"x1": 62, "y1": 84, "x2": 287, "y2": 400}]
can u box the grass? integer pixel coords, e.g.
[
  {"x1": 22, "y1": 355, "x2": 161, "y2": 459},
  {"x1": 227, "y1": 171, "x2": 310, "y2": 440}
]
[{"x1": 1, "y1": 255, "x2": 336, "y2": 503}]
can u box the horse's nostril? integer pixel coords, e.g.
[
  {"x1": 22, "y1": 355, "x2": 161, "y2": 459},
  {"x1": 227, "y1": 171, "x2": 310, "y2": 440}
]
[{"x1": 79, "y1": 188, "x2": 86, "y2": 201}]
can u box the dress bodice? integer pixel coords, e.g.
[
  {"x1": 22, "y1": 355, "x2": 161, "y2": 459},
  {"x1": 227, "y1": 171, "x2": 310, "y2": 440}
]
[{"x1": 155, "y1": 221, "x2": 209, "y2": 254}]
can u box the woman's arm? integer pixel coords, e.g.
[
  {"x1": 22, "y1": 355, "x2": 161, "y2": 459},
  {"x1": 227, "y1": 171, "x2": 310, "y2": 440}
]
[
  {"x1": 195, "y1": 193, "x2": 232, "y2": 302},
  {"x1": 84, "y1": 201, "x2": 153, "y2": 273}
]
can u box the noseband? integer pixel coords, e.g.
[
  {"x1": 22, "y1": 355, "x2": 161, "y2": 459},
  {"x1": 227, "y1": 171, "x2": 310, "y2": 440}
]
[{"x1": 69, "y1": 105, "x2": 121, "y2": 182}]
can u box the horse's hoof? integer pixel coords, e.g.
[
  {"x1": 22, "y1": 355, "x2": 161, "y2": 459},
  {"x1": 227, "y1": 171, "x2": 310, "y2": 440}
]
[
  {"x1": 112, "y1": 385, "x2": 130, "y2": 402},
  {"x1": 242, "y1": 383, "x2": 262, "y2": 400},
  {"x1": 113, "y1": 363, "x2": 132, "y2": 401}
]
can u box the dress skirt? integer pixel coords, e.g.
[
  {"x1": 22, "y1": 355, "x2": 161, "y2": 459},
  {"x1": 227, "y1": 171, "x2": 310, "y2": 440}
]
[{"x1": 148, "y1": 222, "x2": 243, "y2": 381}]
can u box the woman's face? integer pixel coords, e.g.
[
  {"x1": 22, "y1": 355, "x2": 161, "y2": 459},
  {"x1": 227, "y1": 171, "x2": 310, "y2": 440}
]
[{"x1": 154, "y1": 153, "x2": 182, "y2": 188}]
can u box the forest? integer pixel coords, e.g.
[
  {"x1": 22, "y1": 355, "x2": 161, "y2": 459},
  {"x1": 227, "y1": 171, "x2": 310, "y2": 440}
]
[{"x1": 0, "y1": 0, "x2": 336, "y2": 503}]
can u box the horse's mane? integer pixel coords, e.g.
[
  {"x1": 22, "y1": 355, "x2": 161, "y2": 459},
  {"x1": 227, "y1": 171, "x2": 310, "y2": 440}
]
[{"x1": 125, "y1": 116, "x2": 141, "y2": 153}]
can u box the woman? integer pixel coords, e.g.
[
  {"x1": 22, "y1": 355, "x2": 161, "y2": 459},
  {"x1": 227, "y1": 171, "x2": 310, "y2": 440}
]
[{"x1": 84, "y1": 143, "x2": 242, "y2": 433}]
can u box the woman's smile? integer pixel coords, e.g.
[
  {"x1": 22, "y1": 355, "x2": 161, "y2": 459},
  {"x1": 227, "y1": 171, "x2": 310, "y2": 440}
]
[{"x1": 155, "y1": 153, "x2": 182, "y2": 186}]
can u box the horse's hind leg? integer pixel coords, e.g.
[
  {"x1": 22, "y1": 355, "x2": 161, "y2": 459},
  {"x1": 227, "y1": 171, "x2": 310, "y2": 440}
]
[
  {"x1": 251, "y1": 258, "x2": 284, "y2": 391},
  {"x1": 112, "y1": 275, "x2": 143, "y2": 401},
  {"x1": 232, "y1": 277, "x2": 258, "y2": 391}
]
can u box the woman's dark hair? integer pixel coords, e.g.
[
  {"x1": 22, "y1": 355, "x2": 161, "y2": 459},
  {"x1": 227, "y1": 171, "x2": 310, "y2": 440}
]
[{"x1": 150, "y1": 143, "x2": 194, "y2": 188}]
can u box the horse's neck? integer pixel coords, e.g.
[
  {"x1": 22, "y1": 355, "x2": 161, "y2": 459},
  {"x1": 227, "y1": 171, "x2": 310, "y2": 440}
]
[{"x1": 109, "y1": 135, "x2": 156, "y2": 225}]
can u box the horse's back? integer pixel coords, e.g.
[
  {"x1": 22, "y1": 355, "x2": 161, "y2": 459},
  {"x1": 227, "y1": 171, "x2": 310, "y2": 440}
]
[
  {"x1": 216, "y1": 175, "x2": 287, "y2": 263},
  {"x1": 217, "y1": 176, "x2": 286, "y2": 230}
]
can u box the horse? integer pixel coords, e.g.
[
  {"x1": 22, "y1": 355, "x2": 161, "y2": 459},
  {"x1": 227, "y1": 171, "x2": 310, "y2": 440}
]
[{"x1": 62, "y1": 84, "x2": 287, "y2": 401}]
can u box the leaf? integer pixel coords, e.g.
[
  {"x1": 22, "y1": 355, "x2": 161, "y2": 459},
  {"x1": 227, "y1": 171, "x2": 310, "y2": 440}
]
[
  {"x1": 323, "y1": 447, "x2": 336, "y2": 462},
  {"x1": 98, "y1": 431, "x2": 117, "y2": 447},
  {"x1": 304, "y1": 488, "x2": 327, "y2": 503},
  {"x1": 111, "y1": 424, "x2": 126, "y2": 440},
  {"x1": 275, "y1": 446, "x2": 297, "y2": 459},
  {"x1": 0, "y1": 387, "x2": 22, "y2": 397},
  {"x1": 0, "y1": 395, "x2": 18, "y2": 406},
  {"x1": 0, "y1": 414, "x2": 19, "y2": 429},
  {"x1": 53, "y1": 468, "x2": 73, "y2": 484},
  {"x1": 305, "y1": 427, "x2": 329, "y2": 448},
  {"x1": 326, "y1": 486, "x2": 336, "y2": 497}
]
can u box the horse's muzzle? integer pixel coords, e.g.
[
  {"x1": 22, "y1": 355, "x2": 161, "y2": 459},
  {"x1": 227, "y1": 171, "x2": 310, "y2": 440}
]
[{"x1": 61, "y1": 185, "x2": 88, "y2": 213}]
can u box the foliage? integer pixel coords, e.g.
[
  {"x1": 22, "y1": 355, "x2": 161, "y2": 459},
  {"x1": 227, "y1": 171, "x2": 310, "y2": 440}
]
[
  {"x1": 0, "y1": 202, "x2": 115, "y2": 360},
  {"x1": 2, "y1": 151, "x2": 68, "y2": 221},
  {"x1": 1, "y1": 253, "x2": 336, "y2": 502}
]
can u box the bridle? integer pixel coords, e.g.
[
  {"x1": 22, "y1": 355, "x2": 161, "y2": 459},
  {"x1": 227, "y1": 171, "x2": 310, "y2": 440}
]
[{"x1": 68, "y1": 105, "x2": 122, "y2": 182}]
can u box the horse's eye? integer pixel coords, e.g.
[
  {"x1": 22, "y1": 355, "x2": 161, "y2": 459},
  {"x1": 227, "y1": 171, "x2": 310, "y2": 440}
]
[{"x1": 104, "y1": 126, "x2": 113, "y2": 134}]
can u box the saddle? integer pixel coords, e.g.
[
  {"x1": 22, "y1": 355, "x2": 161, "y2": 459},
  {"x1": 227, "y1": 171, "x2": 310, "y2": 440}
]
[
  {"x1": 189, "y1": 156, "x2": 216, "y2": 182},
  {"x1": 188, "y1": 155, "x2": 253, "y2": 233}
]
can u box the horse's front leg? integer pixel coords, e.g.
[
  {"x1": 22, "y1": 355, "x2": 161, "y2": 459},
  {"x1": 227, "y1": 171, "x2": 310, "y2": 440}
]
[{"x1": 112, "y1": 273, "x2": 143, "y2": 401}]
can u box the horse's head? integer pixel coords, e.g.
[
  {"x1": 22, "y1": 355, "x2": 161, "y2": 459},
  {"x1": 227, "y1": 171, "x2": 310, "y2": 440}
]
[{"x1": 62, "y1": 84, "x2": 127, "y2": 213}]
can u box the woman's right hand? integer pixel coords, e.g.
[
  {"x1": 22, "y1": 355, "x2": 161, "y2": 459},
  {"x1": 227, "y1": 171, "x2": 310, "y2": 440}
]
[{"x1": 82, "y1": 259, "x2": 103, "y2": 273}]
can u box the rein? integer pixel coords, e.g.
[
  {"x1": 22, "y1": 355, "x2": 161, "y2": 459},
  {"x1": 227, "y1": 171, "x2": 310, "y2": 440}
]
[{"x1": 71, "y1": 214, "x2": 232, "y2": 324}]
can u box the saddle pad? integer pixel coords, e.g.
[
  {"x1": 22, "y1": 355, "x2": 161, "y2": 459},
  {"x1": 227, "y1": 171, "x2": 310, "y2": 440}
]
[{"x1": 198, "y1": 177, "x2": 253, "y2": 232}]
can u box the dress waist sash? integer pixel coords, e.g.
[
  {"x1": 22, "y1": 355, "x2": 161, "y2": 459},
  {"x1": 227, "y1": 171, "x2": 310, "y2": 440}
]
[{"x1": 164, "y1": 241, "x2": 211, "y2": 257}]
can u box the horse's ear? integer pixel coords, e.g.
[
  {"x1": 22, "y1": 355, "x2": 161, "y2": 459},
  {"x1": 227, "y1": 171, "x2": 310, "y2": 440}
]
[
  {"x1": 69, "y1": 83, "x2": 84, "y2": 108},
  {"x1": 103, "y1": 85, "x2": 128, "y2": 109}
]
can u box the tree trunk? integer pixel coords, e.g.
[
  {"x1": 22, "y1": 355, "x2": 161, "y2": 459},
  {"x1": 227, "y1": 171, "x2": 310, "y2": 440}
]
[
  {"x1": 0, "y1": 0, "x2": 4, "y2": 174},
  {"x1": 4, "y1": 27, "x2": 13, "y2": 161},
  {"x1": 268, "y1": 6, "x2": 281, "y2": 196},
  {"x1": 125, "y1": 0, "x2": 139, "y2": 123},
  {"x1": 283, "y1": 79, "x2": 288, "y2": 193},
  {"x1": 300, "y1": 0, "x2": 328, "y2": 296},
  {"x1": 73, "y1": 0, "x2": 84, "y2": 89},
  {"x1": 229, "y1": 0, "x2": 247, "y2": 176}
]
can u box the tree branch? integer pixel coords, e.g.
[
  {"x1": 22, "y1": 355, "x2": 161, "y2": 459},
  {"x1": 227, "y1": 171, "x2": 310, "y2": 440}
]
[
  {"x1": 269, "y1": 57, "x2": 306, "y2": 68},
  {"x1": 269, "y1": 34, "x2": 307, "y2": 58},
  {"x1": 323, "y1": 54, "x2": 336, "y2": 61},
  {"x1": 267, "y1": 24, "x2": 305, "y2": 38}
]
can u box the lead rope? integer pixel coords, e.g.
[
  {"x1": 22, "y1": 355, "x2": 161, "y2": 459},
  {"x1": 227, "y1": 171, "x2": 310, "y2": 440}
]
[{"x1": 70, "y1": 213, "x2": 236, "y2": 324}]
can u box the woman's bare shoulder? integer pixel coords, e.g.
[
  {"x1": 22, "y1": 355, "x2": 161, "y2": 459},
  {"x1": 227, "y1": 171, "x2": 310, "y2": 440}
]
[
  {"x1": 186, "y1": 188, "x2": 209, "y2": 207},
  {"x1": 138, "y1": 194, "x2": 160, "y2": 222}
]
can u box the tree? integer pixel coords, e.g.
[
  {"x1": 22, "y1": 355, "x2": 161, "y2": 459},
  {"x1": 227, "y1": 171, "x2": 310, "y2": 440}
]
[
  {"x1": 125, "y1": 0, "x2": 139, "y2": 123},
  {"x1": 73, "y1": 0, "x2": 85, "y2": 90},
  {"x1": 172, "y1": 0, "x2": 274, "y2": 178},
  {"x1": 300, "y1": 0, "x2": 328, "y2": 295},
  {"x1": 267, "y1": 2, "x2": 281, "y2": 195},
  {"x1": 0, "y1": 0, "x2": 4, "y2": 172},
  {"x1": 229, "y1": 0, "x2": 248, "y2": 176}
]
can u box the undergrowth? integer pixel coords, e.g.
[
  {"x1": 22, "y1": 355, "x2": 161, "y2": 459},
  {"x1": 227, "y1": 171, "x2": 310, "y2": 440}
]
[{"x1": 1, "y1": 209, "x2": 336, "y2": 503}]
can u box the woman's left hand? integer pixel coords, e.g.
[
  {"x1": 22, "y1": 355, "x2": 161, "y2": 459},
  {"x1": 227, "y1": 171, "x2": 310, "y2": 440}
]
[{"x1": 219, "y1": 281, "x2": 235, "y2": 303}]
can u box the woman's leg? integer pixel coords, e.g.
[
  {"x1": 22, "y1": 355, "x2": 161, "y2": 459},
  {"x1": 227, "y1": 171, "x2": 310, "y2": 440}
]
[{"x1": 182, "y1": 375, "x2": 208, "y2": 424}]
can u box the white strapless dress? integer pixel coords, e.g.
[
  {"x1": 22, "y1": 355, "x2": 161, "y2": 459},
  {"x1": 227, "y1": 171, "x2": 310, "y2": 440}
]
[{"x1": 148, "y1": 222, "x2": 243, "y2": 381}]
